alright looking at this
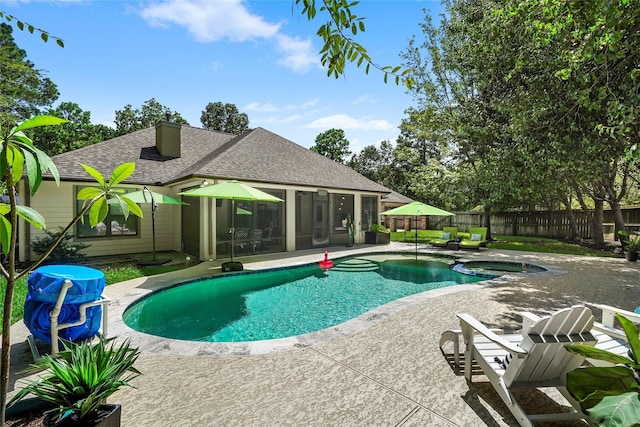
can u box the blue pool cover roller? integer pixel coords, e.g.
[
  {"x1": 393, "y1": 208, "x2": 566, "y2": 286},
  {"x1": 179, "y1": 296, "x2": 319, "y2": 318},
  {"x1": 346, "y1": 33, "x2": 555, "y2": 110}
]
[
  {"x1": 24, "y1": 265, "x2": 106, "y2": 344},
  {"x1": 27, "y1": 265, "x2": 105, "y2": 304}
]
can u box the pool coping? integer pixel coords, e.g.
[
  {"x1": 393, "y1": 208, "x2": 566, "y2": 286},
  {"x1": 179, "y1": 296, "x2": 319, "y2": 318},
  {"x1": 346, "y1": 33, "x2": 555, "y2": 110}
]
[{"x1": 105, "y1": 246, "x2": 566, "y2": 356}]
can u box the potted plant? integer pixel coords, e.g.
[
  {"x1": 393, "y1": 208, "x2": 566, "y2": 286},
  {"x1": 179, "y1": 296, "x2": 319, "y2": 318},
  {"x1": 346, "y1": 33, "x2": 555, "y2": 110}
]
[
  {"x1": 0, "y1": 116, "x2": 143, "y2": 424},
  {"x1": 566, "y1": 313, "x2": 640, "y2": 426},
  {"x1": 624, "y1": 235, "x2": 640, "y2": 261},
  {"x1": 365, "y1": 224, "x2": 390, "y2": 244},
  {"x1": 7, "y1": 337, "x2": 140, "y2": 426}
]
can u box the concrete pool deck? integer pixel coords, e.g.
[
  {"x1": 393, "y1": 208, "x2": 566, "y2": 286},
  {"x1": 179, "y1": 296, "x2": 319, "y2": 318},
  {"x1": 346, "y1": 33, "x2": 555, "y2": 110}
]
[{"x1": 7, "y1": 243, "x2": 640, "y2": 426}]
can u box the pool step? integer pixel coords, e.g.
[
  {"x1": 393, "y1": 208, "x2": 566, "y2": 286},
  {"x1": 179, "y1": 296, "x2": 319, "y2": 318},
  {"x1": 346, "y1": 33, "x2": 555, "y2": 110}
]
[{"x1": 332, "y1": 258, "x2": 379, "y2": 272}]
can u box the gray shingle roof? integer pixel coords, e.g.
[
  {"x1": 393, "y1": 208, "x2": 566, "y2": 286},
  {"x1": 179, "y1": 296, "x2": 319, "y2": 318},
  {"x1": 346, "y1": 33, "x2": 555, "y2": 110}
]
[
  {"x1": 50, "y1": 125, "x2": 391, "y2": 193},
  {"x1": 382, "y1": 191, "x2": 413, "y2": 204}
]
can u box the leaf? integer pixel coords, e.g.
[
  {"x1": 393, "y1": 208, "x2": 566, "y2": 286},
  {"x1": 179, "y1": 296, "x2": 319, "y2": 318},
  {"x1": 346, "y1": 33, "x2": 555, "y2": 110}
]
[
  {"x1": 88, "y1": 198, "x2": 108, "y2": 227},
  {"x1": 56, "y1": 39, "x2": 64, "y2": 48},
  {"x1": 0, "y1": 216, "x2": 12, "y2": 255},
  {"x1": 617, "y1": 314, "x2": 640, "y2": 364},
  {"x1": 16, "y1": 205, "x2": 45, "y2": 229},
  {"x1": 8, "y1": 146, "x2": 24, "y2": 184},
  {"x1": 567, "y1": 366, "x2": 637, "y2": 410},
  {"x1": 109, "y1": 163, "x2": 135, "y2": 186},
  {"x1": 77, "y1": 187, "x2": 104, "y2": 201},
  {"x1": 588, "y1": 392, "x2": 640, "y2": 427},
  {"x1": 14, "y1": 115, "x2": 67, "y2": 132},
  {"x1": 80, "y1": 164, "x2": 105, "y2": 187},
  {"x1": 119, "y1": 196, "x2": 144, "y2": 218},
  {"x1": 567, "y1": 344, "x2": 635, "y2": 366},
  {"x1": 41, "y1": 32, "x2": 48, "y2": 43}
]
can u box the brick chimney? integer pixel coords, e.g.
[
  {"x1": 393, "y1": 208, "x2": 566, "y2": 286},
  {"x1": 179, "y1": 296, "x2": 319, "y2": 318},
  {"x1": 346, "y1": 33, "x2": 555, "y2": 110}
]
[{"x1": 155, "y1": 121, "x2": 181, "y2": 158}]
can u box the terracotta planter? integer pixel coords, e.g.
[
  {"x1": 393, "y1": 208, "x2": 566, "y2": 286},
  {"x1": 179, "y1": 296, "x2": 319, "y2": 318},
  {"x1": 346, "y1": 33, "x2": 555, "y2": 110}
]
[{"x1": 6, "y1": 399, "x2": 121, "y2": 426}]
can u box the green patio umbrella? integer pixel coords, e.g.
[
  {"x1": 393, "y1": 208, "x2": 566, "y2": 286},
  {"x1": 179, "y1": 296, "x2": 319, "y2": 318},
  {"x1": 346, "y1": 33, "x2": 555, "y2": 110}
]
[
  {"x1": 179, "y1": 180, "x2": 283, "y2": 271},
  {"x1": 125, "y1": 187, "x2": 188, "y2": 265},
  {"x1": 381, "y1": 201, "x2": 454, "y2": 258}
]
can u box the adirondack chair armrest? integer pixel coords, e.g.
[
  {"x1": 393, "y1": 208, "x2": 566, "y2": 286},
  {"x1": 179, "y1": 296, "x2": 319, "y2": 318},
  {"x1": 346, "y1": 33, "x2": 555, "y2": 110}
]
[
  {"x1": 593, "y1": 303, "x2": 640, "y2": 329},
  {"x1": 520, "y1": 311, "x2": 541, "y2": 333},
  {"x1": 458, "y1": 313, "x2": 527, "y2": 355}
]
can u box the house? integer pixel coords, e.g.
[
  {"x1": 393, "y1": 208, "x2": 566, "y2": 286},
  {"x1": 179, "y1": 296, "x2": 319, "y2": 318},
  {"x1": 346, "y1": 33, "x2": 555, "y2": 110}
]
[{"x1": 20, "y1": 121, "x2": 392, "y2": 262}]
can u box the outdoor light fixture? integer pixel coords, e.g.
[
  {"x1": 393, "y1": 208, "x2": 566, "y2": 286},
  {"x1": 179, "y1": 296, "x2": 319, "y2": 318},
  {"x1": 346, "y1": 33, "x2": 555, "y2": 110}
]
[
  {"x1": 201, "y1": 179, "x2": 209, "y2": 187},
  {"x1": 317, "y1": 189, "x2": 328, "y2": 197}
]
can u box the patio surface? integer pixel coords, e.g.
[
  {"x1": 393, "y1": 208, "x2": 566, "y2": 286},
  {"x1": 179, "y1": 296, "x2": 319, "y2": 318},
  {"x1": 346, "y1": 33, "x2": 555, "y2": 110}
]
[{"x1": 7, "y1": 243, "x2": 640, "y2": 426}]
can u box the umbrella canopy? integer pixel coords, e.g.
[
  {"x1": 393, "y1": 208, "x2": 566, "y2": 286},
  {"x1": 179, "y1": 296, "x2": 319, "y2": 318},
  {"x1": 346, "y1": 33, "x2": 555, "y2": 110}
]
[
  {"x1": 180, "y1": 180, "x2": 283, "y2": 203},
  {"x1": 382, "y1": 201, "x2": 454, "y2": 258},
  {"x1": 124, "y1": 189, "x2": 187, "y2": 205},
  {"x1": 179, "y1": 180, "x2": 283, "y2": 265},
  {"x1": 382, "y1": 201, "x2": 453, "y2": 217}
]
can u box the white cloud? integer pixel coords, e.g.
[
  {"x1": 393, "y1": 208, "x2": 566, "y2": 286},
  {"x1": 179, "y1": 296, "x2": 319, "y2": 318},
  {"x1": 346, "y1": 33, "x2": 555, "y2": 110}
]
[
  {"x1": 139, "y1": 0, "x2": 280, "y2": 42},
  {"x1": 138, "y1": 0, "x2": 319, "y2": 73},
  {"x1": 275, "y1": 34, "x2": 320, "y2": 73},
  {"x1": 207, "y1": 61, "x2": 223, "y2": 72},
  {"x1": 352, "y1": 94, "x2": 377, "y2": 106},
  {"x1": 306, "y1": 114, "x2": 394, "y2": 131},
  {"x1": 244, "y1": 99, "x2": 319, "y2": 113}
]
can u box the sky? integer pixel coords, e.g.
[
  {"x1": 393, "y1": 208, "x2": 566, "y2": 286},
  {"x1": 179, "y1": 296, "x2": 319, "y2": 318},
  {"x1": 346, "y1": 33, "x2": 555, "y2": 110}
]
[{"x1": 4, "y1": 0, "x2": 445, "y2": 154}]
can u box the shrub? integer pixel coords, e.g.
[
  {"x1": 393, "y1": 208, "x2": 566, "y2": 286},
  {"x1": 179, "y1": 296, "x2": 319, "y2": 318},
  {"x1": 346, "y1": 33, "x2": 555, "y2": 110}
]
[
  {"x1": 31, "y1": 228, "x2": 90, "y2": 260},
  {"x1": 369, "y1": 224, "x2": 389, "y2": 233}
]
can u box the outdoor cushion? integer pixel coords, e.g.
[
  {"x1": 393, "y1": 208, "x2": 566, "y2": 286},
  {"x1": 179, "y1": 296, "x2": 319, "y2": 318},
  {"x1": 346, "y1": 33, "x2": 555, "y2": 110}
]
[
  {"x1": 471, "y1": 233, "x2": 482, "y2": 241},
  {"x1": 442, "y1": 232, "x2": 451, "y2": 239}
]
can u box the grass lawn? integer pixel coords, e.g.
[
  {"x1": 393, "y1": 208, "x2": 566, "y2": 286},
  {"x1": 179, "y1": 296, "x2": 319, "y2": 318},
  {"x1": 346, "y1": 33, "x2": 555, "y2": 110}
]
[{"x1": 391, "y1": 231, "x2": 619, "y2": 257}]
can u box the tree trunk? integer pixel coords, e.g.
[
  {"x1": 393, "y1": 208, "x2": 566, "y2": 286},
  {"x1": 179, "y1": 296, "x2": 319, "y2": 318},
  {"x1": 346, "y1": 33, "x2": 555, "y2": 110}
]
[
  {"x1": 483, "y1": 205, "x2": 492, "y2": 240},
  {"x1": 610, "y1": 200, "x2": 626, "y2": 238},
  {"x1": 563, "y1": 197, "x2": 579, "y2": 240},
  {"x1": 592, "y1": 199, "x2": 605, "y2": 247}
]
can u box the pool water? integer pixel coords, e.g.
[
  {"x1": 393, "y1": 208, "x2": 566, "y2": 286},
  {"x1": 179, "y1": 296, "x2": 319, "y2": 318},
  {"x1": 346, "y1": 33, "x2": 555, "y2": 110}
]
[
  {"x1": 123, "y1": 257, "x2": 489, "y2": 342},
  {"x1": 458, "y1": 261, "x2": 547, "y2": 274}
]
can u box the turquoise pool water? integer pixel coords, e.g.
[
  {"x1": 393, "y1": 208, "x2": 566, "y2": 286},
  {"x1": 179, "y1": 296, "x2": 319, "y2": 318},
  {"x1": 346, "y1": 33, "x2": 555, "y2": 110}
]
[{"x1": 123, "y1": 257, "x2": 490, "y2": 342}]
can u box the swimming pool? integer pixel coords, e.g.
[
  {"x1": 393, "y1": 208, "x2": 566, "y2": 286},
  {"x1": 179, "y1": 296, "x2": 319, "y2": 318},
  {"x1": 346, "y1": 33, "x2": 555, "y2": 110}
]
[{"x1": 123, "y1": 256, "x2": 491, "y2": 342}]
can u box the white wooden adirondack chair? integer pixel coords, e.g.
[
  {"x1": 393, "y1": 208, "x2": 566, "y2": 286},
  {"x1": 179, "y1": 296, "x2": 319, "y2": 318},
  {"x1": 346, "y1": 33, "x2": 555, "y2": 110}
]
[{"x1": 458, "y1": 305, "x2": 596, "y2": 427}]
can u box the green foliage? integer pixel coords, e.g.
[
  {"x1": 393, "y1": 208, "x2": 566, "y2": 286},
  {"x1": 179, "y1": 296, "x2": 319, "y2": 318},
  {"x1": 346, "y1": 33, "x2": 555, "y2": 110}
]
[
  {"x1": 369, "y1": 224, "x2": 389, "y2": 233},
  {"x1": 0, "y1": 12, "x2": 64, "y2": 47},
  {"x1": 566, "y1": 314, "x2": 640, "y2": 426},
  {"x1": 310, "y1": 128, "x2": 351, "y2": 164},
  {"x1": 8, "y1": 338, "x2": 140, "y2": 423},
  {"x1": 114, "y1": 98, "x2": 188, "y2": 136},
  {"x1": 30, "y1": 228, "x2": 90, "y2": 260},
  {"x1": 0, "y1": 275, "x2": 28, "y2": 335},
  {"x1": 200, "y1": 101, "x2": 250, "y2": 134},
  {"x1": 295, "y1": 0, "x2": 413, "y2": 87},
  {"x1": 0, "y1": 23, "x2": 60, "y2": 122},
  {"x1": 625, "y1": 235, "x2": 640, "y2": 253}
]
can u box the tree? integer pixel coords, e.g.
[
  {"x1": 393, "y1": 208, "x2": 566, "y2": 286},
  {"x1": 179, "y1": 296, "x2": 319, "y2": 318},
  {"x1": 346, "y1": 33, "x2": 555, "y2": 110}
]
[
  {"x1": 0, "y1": 115, "x2": 143, "y2": 424},
  {"x1": 114, "y1": 98, "x2": 188, "y2": 136},
  {"x1": 310, "y1": 128, "x2": 351, "y2": 163},
  {"x1": 0, "y1": 23, "x2": 59, "y2": 122},
  {"x1": 30, "y1": 102, "x2": 115, "y2": 156},
  {"x1": 0, "y1": 12, "x2": 64, "y2": 47},
  {"x1": 200, "y1": 102, "x2": 250, "y2": 134},
  {"x1": 294, "y1": 0, "x2": 413, "y2": 87}
]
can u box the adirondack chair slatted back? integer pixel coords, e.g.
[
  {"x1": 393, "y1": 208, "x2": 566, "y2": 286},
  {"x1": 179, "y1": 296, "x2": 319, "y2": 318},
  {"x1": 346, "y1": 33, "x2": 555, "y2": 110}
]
[{"x1": 503, "y1": 306, "x2": 595, "y2": 385}]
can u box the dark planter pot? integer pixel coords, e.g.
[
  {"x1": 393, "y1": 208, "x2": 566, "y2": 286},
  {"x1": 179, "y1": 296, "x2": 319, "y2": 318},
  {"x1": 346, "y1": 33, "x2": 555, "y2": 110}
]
[
  {"x1": 364, "y1": 231, "x2": 390, "y2": 245},
  {"x1": 626, "y1": 251, "x2": 639, "y2": 262},
  {"x1": 6, "y1": 398, "x2": 121, "y2": 426}
]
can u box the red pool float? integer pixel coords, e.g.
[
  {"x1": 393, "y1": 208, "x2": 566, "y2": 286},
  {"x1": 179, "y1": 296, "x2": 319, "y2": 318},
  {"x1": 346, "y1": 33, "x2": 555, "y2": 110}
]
[{"x1": 319, "y1": 251, "x2": 333, "y2": 270}]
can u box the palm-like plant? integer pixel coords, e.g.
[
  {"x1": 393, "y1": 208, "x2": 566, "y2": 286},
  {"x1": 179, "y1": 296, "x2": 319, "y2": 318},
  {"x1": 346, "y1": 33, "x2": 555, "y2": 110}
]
[
  {"x1": 8, "y1": 338, "x2": 140, "y2": 423},
  {"x1": 566, "y1": 313, "x2": 640, "y2": 426}
]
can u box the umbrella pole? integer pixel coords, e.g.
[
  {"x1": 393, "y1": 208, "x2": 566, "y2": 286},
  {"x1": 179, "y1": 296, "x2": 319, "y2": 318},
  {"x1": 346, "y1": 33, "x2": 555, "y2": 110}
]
[
  {"x1": 151, "y1": 205, "x2": 157, "y2": 261},
  {"x1": 415, "y1": 215, "x2": 418, "y2": 260},
  {"x1": 231, "y1": 199, "x2": 235, "y2": 263}
]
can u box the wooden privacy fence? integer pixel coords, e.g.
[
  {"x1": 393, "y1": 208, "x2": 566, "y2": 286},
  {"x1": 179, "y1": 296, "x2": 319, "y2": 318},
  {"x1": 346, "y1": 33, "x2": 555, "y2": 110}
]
[{"x1": 385, "y1": 206, "x2": 640, "y2": 240}]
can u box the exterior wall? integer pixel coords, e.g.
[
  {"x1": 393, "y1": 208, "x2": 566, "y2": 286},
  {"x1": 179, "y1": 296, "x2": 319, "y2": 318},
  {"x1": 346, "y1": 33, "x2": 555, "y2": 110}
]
[
  {"x1": 24, "y1": 181, "x2": 183, "y2": 262},
  {"x1": 25, "y1": 179, "x2": 385, "y2": 262}
]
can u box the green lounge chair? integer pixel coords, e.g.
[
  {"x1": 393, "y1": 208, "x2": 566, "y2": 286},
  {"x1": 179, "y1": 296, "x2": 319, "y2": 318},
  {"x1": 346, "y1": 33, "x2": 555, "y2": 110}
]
[
  {"x1": 459, "y1": 227, "x2": 487, "y2": 249},
  {"x1": 430, "y1": 227, "x2": 458, "y2": 247}
]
